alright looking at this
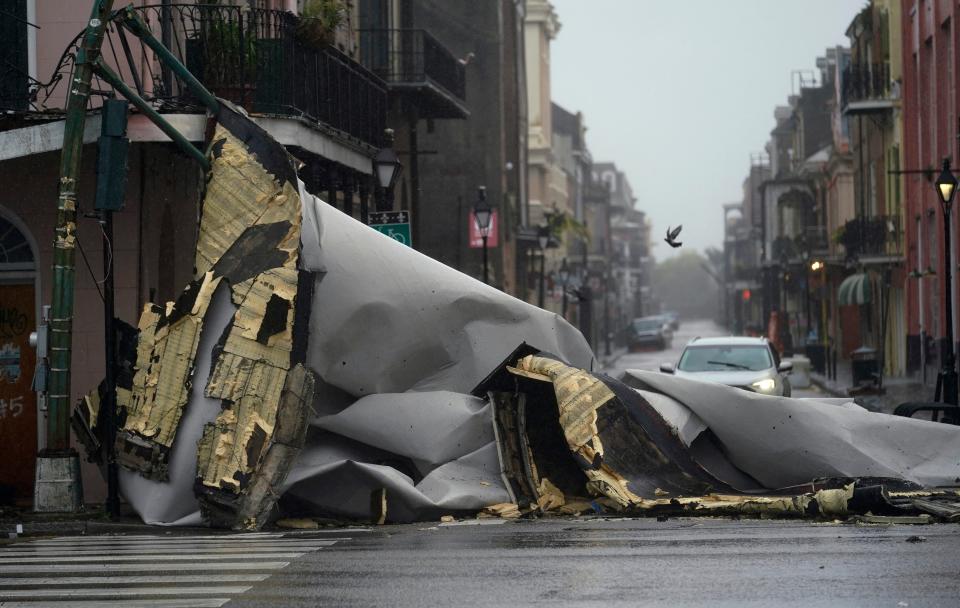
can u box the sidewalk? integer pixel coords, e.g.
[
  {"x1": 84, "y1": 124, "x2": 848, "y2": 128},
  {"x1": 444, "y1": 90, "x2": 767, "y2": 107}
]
[
  {"x1": 0, "y1": 505, "x2": 164, "y2": 539},
  {"x1": 809, "y1": 363, "x2": 931, "y2": 414},
  {"x1": 599, "y1": 345, "x2": 628, "y2": 371}
]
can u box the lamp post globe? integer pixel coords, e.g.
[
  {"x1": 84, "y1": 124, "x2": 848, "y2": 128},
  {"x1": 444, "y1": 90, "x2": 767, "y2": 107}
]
[
  {"x1": 936, "y1": 158, "x2": 958, "y2": 212},
  {"x1": 373, "y1": 129, "x2": 402, "y2": 216},
  {"x1": 374, "y1": 129, "x2": 402, "y2": 190},
  {"x1": 537, "y1": 225, "x2": 549, "y2": 308},
  {"x1": 935, "y1": 157, "x2": 959, "y2": 405},
  {"x1": 474, "y1": 186, "x2": 492, "y2": 284}
]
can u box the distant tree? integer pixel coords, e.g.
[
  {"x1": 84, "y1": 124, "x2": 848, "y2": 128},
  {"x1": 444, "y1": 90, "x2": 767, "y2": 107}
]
[{"x1": 652, "y1": 250, "x2": 720, "y2": 320}]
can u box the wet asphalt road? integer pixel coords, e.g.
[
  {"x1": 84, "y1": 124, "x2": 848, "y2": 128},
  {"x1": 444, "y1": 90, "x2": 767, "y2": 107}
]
[
  {"x1": 229, "y1": 518, "x2": 960, "y2": 607},
  {"x1": 603, "y1": 318, "x2": 819, "y2": 398}
]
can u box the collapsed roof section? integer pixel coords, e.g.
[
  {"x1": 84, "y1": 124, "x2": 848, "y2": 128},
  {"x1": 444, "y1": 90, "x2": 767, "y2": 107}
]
[{"x1": 72, "y1": 100, "x2": 960, "y2": 530}]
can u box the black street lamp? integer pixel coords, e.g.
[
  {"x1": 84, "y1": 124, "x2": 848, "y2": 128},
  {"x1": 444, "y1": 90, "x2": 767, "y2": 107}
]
[
  {"x1": 537, "y1": 225, "x2": 549, "y2": 308},
  {"x1": 559, "y1": 258, "x2": 570, "y2": 318},
  {"x1": 373, "y1": 128, "x2": 402, "y2": 214},
  {"x1": 473, "y1": 186, "x2": 492, "y2": 284},
  {"x1": 935, "y1": 158, "x2": 958, "y2": 405}
]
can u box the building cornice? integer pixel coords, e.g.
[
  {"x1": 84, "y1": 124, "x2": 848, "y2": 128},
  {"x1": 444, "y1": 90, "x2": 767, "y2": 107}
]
[{"x1": 526, "y1": 0, "x2": 561, "y2": 39}]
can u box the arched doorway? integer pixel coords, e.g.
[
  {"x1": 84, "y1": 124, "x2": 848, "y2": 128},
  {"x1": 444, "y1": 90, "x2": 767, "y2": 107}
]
[{"x1": 0, "y1": 209, "x2": 39, "y2": 505}]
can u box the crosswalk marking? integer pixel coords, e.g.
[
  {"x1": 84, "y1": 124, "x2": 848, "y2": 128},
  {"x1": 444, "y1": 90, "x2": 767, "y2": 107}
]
[
  {"x1": 0, "y1": 586, "x2": 252, "y2": 598},
  {"x1": 9, "y1": 561, "x2": 291, "y2": 573},
  {"x1": 0, "y1": 600, "x2": 230, "y2": 608},
  {"x1": 0, "y1": 542, "x2": 335, "y2": 556},
  {"x1": 0, "y1": 551, "x2": 310, "y2": 563},
  {"x1": 0, "y1": 532, "x2": 340, "y2": 607},
  {"x1": 0, "y1": 574, "x2": 271, "y2": 586}
]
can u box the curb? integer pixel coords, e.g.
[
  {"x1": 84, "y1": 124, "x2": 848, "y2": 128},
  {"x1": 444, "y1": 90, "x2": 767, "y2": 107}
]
[
  {"x1": 1, "y1": 517, "x2": 207, "y2": 539},
  {"x1": 809, "y1": 373, "x2": 847, "y2": 398}
]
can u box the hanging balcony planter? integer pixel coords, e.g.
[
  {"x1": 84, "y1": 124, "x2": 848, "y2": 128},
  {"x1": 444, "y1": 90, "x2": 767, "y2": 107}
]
[{"x1": 296, "y1": 0, "x2": 346, "y2": 48}]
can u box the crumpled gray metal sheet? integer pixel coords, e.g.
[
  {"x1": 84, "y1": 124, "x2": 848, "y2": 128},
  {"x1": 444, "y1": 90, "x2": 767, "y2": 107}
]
[
  {"x1": 274, "y1": 185, "x2": 596, "y2": 522},
  {"x1": 624, "y1": 370, "x2": 960, "y2": 490},
  {"x1": 298, "y1": 184, "x2": 596, "y2": 396}
]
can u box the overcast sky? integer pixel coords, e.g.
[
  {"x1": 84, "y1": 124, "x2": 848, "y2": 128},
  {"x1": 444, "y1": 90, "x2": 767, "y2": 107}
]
[{"x1": 550, "y1": 0, "x2": 865, "y2": 260}]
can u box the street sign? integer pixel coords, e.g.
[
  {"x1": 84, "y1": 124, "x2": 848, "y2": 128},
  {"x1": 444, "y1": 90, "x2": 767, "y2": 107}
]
[{"x1": 368, "y1": 210, "x2": 412, "y2": 247}]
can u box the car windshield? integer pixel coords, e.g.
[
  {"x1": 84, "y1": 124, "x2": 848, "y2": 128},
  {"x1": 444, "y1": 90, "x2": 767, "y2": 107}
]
[
  {"x1": 678, "y1": 345, "x2": 773, "y2": 372},
  {"x1": 632, "y1": 319, "x2": 662, "y2": 331}
]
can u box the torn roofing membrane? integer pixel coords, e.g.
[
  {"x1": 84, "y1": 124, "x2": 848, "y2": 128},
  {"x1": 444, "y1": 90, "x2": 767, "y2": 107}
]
[{"x1": 75, "y1": 102, "x2": 960, "y2": 529}]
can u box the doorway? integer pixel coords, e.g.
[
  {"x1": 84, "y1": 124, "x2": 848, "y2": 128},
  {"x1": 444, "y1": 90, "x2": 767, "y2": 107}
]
[{"x1": 0, "y1": 210, "x2": 38, "y2": 505}]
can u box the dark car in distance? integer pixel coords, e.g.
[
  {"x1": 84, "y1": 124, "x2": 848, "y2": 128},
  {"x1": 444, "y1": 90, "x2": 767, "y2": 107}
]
[{"x1": 627, "y1": 316, "x2": 673, "y2": 351}]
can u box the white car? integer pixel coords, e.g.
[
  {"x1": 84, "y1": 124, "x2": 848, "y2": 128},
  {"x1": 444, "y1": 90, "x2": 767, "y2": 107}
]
[{"x1": 659, "y1": 336, "x2": 793, "y2": 396}]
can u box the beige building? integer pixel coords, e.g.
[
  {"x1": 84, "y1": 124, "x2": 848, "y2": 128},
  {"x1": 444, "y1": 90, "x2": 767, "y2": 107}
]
[{"x1": 524, "y1": 0, "x2": 570, "y2": 311}]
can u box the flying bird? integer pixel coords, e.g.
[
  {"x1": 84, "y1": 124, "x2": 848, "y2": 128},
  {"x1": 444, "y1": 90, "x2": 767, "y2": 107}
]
[{"x1": 665, "y1": 225, "x2": 683, "y2": 248}]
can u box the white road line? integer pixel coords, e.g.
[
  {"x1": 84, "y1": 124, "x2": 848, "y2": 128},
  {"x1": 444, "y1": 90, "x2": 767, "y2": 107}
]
[
  {"x1": 0, "y1": 600, "x2": 230, "y2": 608},
  {"x1": 0, "y1": 574, "x2": 271, "y2": 586},
  {"x1": 5, "y1": 561, "x2": 291, "y2": 573},
  {"x1": 0, "y1": 552, "x2": 308, "y2": 564},
  {"x1": 0, "y1": 586, "x2": 251, "y2": 598},
  {"x1": 25, "y1": 533, "x2": 284, "y2": 542},
  {"x1": 0, "y1": 543, "x2": 334, "y2": 556},
  {"x1": 24, "y1": 538, "x2": 340, "y2": 547},
  {"x1": 0, "y1": 534, "x2": 341, "y2": 607}
]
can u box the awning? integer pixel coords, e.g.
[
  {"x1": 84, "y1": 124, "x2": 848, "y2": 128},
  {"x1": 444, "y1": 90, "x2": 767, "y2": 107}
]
[{"x1": 838, "y1": 272, "x2": 871, "y2": 306}]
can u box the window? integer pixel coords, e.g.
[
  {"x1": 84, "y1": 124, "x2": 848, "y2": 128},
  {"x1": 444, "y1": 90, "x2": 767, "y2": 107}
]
[
  {"x1": 678, "y1": 345, "x2": 773, "y2": 372},
  {"x1": 0, "y1": 216, "x2": 34, "y2": 267}
]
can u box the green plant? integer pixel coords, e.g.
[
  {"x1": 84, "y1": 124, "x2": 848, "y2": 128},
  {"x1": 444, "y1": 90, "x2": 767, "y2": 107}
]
[
  {"x1": 297, "y1": 0, "x2": 346, "y2": 47},
  {"x1": 546, "y1": 210, "x2": 590, "y2": 244},
  {"x1": 202, "y1": 13, "x2": 259, "y2": 85}
]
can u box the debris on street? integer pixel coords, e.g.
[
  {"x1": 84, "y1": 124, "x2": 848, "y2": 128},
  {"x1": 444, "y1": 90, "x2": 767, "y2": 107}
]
[{"x1": 73, "y1": 102, "x2": 960, "y2": 530}]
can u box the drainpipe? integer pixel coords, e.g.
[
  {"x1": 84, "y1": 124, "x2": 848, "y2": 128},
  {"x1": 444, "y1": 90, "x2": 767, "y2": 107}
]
[
  {"x1": 918, "y1": 214, "x2": 926, "y2": 384},
  {"x1": 36, "y1": 0, "x2": 116, "y2": 513}
]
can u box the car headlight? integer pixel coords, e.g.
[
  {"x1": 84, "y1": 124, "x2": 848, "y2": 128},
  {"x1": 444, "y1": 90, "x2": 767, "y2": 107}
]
[{"x1": 751, "y1": 378, "x2": 776, "y2": 393}]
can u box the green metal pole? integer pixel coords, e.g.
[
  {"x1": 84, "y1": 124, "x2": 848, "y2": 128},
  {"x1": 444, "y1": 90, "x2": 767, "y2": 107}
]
[
  {"x1": 93, "y1": 60, "x2": 210, "y2": 171},
  {"x1": 46, "y1": 0, "x2": 115, "y2": 453},
  {"x1": 117, "y1": 7, "x2": 220, "y2": 114}
]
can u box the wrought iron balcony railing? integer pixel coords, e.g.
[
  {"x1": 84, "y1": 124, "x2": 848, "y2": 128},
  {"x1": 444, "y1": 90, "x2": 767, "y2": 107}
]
[
  {"x1": 358, "y1": 28, "x2": 467, "y2": 118},
  {"x1": 837, "y1": 215, "x2": 902, "y2": 259},
  {"x1": 842, "y1": 62, "x2": 892, "y2": 109},
  {"x1": 4, "y1": 3, "x2": 388, "y2": 148}
]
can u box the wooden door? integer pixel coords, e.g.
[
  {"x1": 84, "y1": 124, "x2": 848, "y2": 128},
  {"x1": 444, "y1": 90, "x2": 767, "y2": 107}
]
[{"x1": 0, "y1": 282, "x2": 37, "y2": 505}]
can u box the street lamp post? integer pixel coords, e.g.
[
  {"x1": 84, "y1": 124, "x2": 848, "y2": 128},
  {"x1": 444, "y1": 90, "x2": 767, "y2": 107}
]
[
  {"x1": 537, "y1": 225, "x2": 549, "y2": 308},
  {"x1": 473, "y1": 186, "x2": 492, "y2": 284},
  {"x1": 373, "y1": 128, "x2": 402, "y2": 216},
  {"x1": 935, "y1": 158, "x2": 958, "y2": 405},
  {"x1": 559, "y1": 258, "x2": 570, "y2": 318}
]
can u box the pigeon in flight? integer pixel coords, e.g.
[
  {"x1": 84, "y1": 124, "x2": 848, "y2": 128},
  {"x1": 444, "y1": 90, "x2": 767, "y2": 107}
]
[{"x1": 665, "y1": 225, "x2": 683, "y2": 248}]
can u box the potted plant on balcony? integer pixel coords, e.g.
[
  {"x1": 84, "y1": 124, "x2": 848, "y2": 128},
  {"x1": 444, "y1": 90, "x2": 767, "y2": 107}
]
[
  {"x1": 296, "y1": 0, "x2": 346, "y2": 48},
  {"x1": 184, "y1": 5, "x2": 260, "y2": 108}
]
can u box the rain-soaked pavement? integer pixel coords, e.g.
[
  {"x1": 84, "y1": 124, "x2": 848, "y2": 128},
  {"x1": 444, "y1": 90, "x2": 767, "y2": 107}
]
[{"x1": 227, "y1": 518, "x2": 960, "y2": 607}]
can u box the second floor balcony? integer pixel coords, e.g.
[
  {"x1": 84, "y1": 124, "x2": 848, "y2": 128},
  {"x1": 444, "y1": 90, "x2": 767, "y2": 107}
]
[
  {"x1": 5, "y1": 3, "x2": 388, "y2": 149},
  {"x1": 837, "y1": 215, "x2": 903, "y2": 261},
  {"x1": 358, "y1": 29, "x2": 468, "y2": 119},
  {"x1": 842, "y1": 61, "x2": 896, "y2": 115}
]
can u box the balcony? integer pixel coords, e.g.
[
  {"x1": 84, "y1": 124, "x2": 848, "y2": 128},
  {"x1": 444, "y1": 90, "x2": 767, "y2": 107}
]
[
  {"x1": 358, "y1": 29, "x2": 468, "y2": 119},
  {"x1": 842, "y1": 62, "x2": 895, "y2": 115},
  {"x1": 8, "y1": 3, "x2": 388, "y2": 149},
  {"x1": 837, "y1": 215, "x2": 903, "y2": 261}
]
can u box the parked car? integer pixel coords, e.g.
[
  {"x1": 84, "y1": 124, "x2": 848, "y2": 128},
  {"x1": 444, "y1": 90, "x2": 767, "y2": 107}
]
[
  {"x1": 628, "y1": 316, "x2": 673, "y2": 351},
  {"x1": 659, "y1": 336, "x2": 793, "y2": 396}
]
